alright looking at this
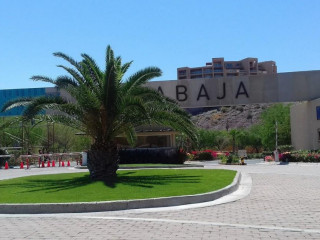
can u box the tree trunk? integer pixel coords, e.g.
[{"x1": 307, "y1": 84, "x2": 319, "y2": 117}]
[{"x1": 87, "y1": 141, "x2": 119, "y2": 181}]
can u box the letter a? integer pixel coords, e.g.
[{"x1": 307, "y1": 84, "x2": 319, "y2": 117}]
[
  {"x1": 236, "y1": 81, "x2": 249, "y2": 98},
  {"x1": 197, "y1": 84, "x2": 210, "y2": 101},
  {"x1": 157, "y1": 86, "x2": 164, "y2": 95}
]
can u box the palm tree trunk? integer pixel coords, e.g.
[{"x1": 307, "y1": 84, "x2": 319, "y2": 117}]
[{"x1": 87, "y1": 141, "x2": 119, "y2": 180}]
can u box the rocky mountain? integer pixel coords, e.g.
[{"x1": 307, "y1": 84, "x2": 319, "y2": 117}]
[{"x1": 191, "y1": 104, "x2": 273, "y2": 130}]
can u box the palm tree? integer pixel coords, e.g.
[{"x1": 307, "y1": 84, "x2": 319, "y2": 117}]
[
  {"x1": 1, "y1": 46, "x2": 197, "y2": 180},
  {"x1": 228, "y1": 129, "x2": 240, "y2": 154}
]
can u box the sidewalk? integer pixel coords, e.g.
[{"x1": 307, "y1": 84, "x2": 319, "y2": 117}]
[{"x1": 1, "y1": 163, "x2": 320, "y2": 239}]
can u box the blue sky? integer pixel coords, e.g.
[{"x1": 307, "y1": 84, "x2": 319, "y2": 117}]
[{"x1": 0, "y1": 0, "x2": 319, "y2": 89}]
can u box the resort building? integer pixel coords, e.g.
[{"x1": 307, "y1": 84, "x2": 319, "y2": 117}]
[
  {"x1": 0, "y1": 87, "x2": 60, "y2": 117},
  {"x1": 177, "y1": 57, "x2": 277, "y2": 80}
]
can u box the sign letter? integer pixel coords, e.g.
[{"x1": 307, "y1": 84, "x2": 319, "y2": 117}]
[
  {"x1": 157, "y1": 86, "x2": 164, "y2": 95},
  {"x1": 217, "y1": 82, "x2": 226, "y2": 100},
  {"x1": 176, "y1": 85, "x2": 188, "y2": 101},
  {"x1": 236, "y1": 81, "x2": 249, "y2": 98},
  {"x1": 197, "y1": 84, "x2": 210, "y2": 101}
]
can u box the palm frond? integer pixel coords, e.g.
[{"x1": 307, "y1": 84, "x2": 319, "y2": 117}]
[
  {"x1": 22, "y1": 96, "x2": 67, "y2": 119},
  {"x1": 103, "y1": 45, "x2": 118, "y2": 112},
  {"x1": 53, "y1": 52, "x2": 81, "y2": 70},
  {"x1": 55, "y1": 76, "x2": 78, "y2": 88},
  {"x1": 123, "y1": 124, "x2": 137, "y2": 147},
  {"x1": 81, "y1": 53, "x2": 103, "y2": 88},
  {"x1": 0, "y1": 117, "x2": 21, "y2": 131},
  {"x1": 121, "y1": 61, "x2": 133, "y2": 75},
  {"x1": 1, "y1": 97, "x2": 33, "y2": 112},
  {"x1": 123, "y1": 67, "x2": 162, "y2": 93},
  {"x1": 57, "y1": 65, "x2": 85, "y2": 85},
  {"x1": 30, "y1": 75, "x2": 56, "y2": 84}
]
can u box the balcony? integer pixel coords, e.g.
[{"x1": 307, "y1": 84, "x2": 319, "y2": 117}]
[
  {"x1": 226, "y1": 69, "x2": 239, "y2": 73},
  {"x1": 190, "y1": 70, "x2": 202, "y2": 75},
  {"x1": 214, "y1": 74, "x2": 224, "y2": 78},
  {"x1": 191, "y1": 75, "x2": 202, "y2": 79},
  {"x1": 204, "y1": 74, "x2": 213, "y2": 78}
]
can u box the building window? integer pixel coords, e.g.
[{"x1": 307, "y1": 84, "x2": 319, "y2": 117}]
[
  {"x1": 316, "y1": 106, "x2": 320, "y2": 120},
  {"x1": 225, "y1": 63, "x2": 233, "y2": 69},
  {"x1": 178, "y1": 70, "x2": 186, "y2": 76},
  {"x1": 190, "y1": 69, "x2": 202, "y2": 75}
]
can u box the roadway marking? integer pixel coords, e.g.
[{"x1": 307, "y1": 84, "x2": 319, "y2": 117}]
[
  {"x1": 77, "y1": 216, "x2": 320, "y2": 234},
  {"x1": 2, "y1": 214, "x2": 319, "y2": 234}
]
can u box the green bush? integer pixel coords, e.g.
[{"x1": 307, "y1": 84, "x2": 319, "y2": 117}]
[
  {"x1": 278, "y1": 145, "x2": 294, "y2": 152},
  {"x1": 221, "y1": 107, "x2": 229, "y2": 113},
  {"x1": 219, "y1": 154, "x2": 239, "y2": 164},
  {"x1": 236, "y1": 106, "x2": 244, "y2": 112}
]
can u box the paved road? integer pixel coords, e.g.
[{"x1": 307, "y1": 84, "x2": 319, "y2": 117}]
[{"x1": 0, "y1": 162, "x2": 320, "y2": 239}]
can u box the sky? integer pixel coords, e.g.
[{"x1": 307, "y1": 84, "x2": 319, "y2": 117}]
[{"x1": 0, "y1": 0, "x2": 319, "y2": 89}]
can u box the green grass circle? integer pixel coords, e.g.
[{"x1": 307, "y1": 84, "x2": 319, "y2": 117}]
[{"x1": 0, "y1": 169, "x2": 236, "y2": 203}]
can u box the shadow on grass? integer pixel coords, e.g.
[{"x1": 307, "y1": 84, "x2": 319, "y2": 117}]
[{"x1": 0, "y1": 171, "x2": 202, "y2": 194}]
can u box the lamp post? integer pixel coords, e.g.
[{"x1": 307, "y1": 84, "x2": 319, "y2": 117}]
[
  {"x1": 275, "y1": 121, "x2": 278, "y2": 150},
  {"x1": 274, "y1": 121, "x2": 279, "y2": 162}
]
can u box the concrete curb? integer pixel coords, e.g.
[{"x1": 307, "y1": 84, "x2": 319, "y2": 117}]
[
  {"x1": 0, "y1": 171, "x2": 241, "y2": 214},
  {"x1": 74, "y1": 164, "x2": 203, "y2": 170}
]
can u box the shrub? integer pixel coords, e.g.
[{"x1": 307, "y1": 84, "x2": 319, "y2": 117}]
[
  {"x1": 236, "y1": 106, "x2": 244, "y2": 112},
  {"x1": 221, "y1": 107, "x2": 229, "y2": 113},
  {"x1": 278, "y1": 151, "x2": 320, "y2": 163},
  {"x1": 220, "y1": 154, "x2": 239, "y2": 164},
  {"x1": 193, "y1": 152, "x2": 213, "y2": 161},
  {"x1": 119, "y1": 147, "x2": 186, "y2": 164},
  {"x1": 278, "y1": 145, "x2": 294, "y2": 152}
]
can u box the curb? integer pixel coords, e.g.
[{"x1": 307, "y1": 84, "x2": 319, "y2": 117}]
[
  {"x1": 74, "y1": 164, "x2": 203, "y2": 170},
  {"x1": 0, "y1": 171, "x2": 241, "y2": 214},
  {"x1": 119, "y1": 164, "x2": 203, "y2": 169}
]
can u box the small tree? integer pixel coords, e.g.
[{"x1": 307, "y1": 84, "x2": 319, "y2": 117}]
[
  {"x1": 256, "y1": 104, "x2": 291, "y2": 150},
  {"x1": 197, "y1": 129, "x2": 218, "y2": 149}
]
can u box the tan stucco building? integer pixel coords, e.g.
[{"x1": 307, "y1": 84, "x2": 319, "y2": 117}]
[
  {"x1": 290, "y1": 99, "x2": 320, "y2": 150},
  {"x1": 177, "y1": 57, "x2": 277, "y2": 80}
]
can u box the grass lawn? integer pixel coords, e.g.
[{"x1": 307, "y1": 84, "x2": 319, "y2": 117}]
[
  {"x1": 119, "y1": 163, "x2": 185, "y2": 167},
  {"x1": 0, "y1": 169, "x2": 236, "y2": 203}
]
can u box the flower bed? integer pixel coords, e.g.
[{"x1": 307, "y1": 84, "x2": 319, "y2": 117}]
[
  {"x1": 187, "y1": 150, "x2": 229, "y2": 161},
  {"x1": 264, "y1": 155, "x2": 274, "y2": 162},
  {"x1": 281, "y1": 151, "x2": 320, "y2": 162}
]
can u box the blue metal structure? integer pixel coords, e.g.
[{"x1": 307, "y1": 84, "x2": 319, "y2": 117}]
[{"x1": 0, "y1": 88, "x2": 58, "y2": 116}]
